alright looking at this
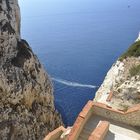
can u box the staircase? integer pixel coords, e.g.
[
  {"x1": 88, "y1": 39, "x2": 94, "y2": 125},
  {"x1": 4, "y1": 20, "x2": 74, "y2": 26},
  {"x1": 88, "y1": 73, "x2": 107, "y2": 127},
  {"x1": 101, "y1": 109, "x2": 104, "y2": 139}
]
[{"x1": 78, "y1": 116, "x2": 101, "y2": 140}]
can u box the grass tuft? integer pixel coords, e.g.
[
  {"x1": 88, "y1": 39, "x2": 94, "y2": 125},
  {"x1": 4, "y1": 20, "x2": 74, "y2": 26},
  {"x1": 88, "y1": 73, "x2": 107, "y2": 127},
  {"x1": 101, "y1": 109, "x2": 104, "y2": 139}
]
[
  {"x1": 119, "y1": 40, "x2": 140, "y2": 61},
  {"x1": 129, "y1": 65, "x2": 140, "y2": 77}
]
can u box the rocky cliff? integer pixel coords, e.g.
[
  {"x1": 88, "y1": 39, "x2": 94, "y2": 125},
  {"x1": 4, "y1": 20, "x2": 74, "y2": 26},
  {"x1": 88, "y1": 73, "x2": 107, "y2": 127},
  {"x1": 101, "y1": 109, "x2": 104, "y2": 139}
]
[
  {"x1": 95, "y1": 36, "x2": 140, "y2": 111},
  {"x1": 0, "y1": 0, "x2": 62, "y2": 139}
]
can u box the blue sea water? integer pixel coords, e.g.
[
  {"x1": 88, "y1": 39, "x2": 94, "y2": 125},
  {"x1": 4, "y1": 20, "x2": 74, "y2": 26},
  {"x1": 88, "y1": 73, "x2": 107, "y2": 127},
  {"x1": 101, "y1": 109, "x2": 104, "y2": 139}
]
[{"x1": 19, "y1": 0, "x2": 140, "y2": 126}]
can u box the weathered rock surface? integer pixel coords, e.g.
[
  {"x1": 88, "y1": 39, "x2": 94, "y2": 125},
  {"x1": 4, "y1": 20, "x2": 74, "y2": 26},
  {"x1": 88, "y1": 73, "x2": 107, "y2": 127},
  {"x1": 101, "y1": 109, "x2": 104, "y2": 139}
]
[
  {"x1": 95, "y1": 45, "x2": 140, "y2": 110},
  {"x1": 0, "y1": 0, "x2": 62, "y2": 139}
]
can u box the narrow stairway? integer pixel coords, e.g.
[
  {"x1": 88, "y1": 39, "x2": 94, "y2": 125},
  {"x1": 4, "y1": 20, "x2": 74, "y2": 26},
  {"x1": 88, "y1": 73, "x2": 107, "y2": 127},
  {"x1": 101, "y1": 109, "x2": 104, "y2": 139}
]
[{"x1": 78, "y1": 116, "x2": 101, "y2": 140}]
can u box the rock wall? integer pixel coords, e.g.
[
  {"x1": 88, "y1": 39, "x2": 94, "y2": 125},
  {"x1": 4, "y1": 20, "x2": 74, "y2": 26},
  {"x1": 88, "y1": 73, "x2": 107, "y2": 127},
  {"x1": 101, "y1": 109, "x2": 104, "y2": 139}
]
[
  {"x1": 94, "y1": 60, "x2": 125, "y2": 102},
  {"x1": 0, "y1": 0, "x2": 62, "y2": 139},
  {"x1": 95, "y1": 45, "x2": 140, "y2": 110},
  {"x1": 93, "y1": 103, "x2": 140, "y2": 127}
]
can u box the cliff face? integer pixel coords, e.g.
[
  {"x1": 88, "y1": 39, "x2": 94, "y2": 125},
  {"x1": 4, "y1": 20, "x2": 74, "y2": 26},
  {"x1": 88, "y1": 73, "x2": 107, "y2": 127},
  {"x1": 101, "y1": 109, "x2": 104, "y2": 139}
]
[
  {"x1": 95, "y1": 39, "x2": 140, "y2": 111},
  {"x1": 0, "y1": 0, "x2": 62, "y2": 139}
]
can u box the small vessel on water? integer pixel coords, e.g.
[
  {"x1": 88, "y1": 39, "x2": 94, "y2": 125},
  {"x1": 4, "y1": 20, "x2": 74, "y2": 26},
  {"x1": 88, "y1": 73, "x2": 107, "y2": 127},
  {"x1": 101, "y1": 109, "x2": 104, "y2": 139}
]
[{"x1": 135, "y1": 32, "x2": 140, "y2": 42}]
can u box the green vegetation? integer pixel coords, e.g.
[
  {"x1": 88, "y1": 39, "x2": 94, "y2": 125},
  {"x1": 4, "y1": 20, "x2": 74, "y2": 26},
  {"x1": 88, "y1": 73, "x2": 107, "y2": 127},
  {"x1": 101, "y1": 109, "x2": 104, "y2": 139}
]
[
  {"x1": 121, "y1": 104, "x2": 129, "y2": 112},
  {"x1": 129, "y1": 65, "x2": 140, "y2": 77},
  {"x1": 119, "y1": 40, "x2": 140, "y2": 61}
]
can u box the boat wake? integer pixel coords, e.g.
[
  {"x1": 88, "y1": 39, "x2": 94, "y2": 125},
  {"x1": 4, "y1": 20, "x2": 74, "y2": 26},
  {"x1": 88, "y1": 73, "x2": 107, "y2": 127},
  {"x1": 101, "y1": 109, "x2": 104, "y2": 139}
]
[{"x1": 51, "y1": 77, "x2": 98, "y2": 89}]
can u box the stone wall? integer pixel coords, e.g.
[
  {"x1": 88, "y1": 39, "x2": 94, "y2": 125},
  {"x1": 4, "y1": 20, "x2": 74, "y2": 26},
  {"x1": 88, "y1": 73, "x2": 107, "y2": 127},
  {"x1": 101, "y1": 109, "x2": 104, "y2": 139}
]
[
  {"x1": 44, "y1": 100, "x2": 140, "y2": 139},
  {"x1": 93, "y1": 102, "x2": 140, "y2": 126},
  {"x1": 67, "y1": 101, "x2": 93, "y2": 140},
  {"x1": 44, "y1": 126, "x2": 66, "y2": 140}
]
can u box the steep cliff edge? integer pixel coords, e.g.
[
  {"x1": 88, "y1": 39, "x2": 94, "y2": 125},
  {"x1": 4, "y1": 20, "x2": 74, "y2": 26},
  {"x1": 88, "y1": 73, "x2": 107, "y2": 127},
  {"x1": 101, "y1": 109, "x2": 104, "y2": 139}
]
[
  {"x1": 95, "y1": 37, "x2": 140, "y2": 111},
  {"x1": 0, "y1": 0, "x2": 62, "y2": 139}
]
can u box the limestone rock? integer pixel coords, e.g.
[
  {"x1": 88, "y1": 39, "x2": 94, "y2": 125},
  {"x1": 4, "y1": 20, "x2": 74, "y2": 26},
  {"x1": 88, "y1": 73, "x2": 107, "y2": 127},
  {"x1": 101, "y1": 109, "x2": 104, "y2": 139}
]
[
  {"x1": 95, "y1": 56, "x2": 140, "y2": 110},
  {"x1": 0, "y1": 0, "x2": 63, "y2": 139},
  {"x1": 94, "y1": 60, "x2": 125, "y2": 102}
]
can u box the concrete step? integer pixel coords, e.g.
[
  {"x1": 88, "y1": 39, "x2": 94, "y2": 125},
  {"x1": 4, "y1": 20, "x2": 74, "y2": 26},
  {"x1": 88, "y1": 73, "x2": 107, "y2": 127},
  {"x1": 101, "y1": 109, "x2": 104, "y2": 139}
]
[
  {"x1": 86, "y1": 120, "x2": 99, "y2": 128},
  {"x1": 82, "y1": 127, "x2": 93, "y2": 134},
  {"x1": 84, "y1": 125, "x2": 95, "y2": 130},
  {"x1": 78, "y1": 128, "x2": 95, "y2": 139},
  {"x1": 84, "y1": 124, "x2": 97, "y2": 132},
  {"x1": 78, "y1": 116, "x2": 103, "y2": 140},
  {"x1": 78, "y1": 136, "x2": 86, "y2": 140},
  {"x1": 78, "y1": 135, "x2": 88, "y2": 140}
]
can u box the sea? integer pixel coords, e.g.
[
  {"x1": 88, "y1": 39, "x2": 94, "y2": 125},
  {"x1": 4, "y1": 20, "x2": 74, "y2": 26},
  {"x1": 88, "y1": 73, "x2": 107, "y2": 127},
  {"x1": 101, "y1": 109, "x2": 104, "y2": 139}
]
[{"x1": 19, "y1": 0, "x2": 140, "y2": 126}]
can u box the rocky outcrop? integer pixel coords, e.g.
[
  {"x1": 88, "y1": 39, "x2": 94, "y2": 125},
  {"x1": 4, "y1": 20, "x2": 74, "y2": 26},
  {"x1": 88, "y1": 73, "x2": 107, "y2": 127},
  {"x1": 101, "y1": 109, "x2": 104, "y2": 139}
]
[
  {"x1": 0, "y1": 0, "x2": 62, "y2": 139},
  {"x1": 95, "y1": 39, "x2": 140, "y2": 110},
  {"x1": 94, "y1": 60, "x2": 125, "y2": 103}
]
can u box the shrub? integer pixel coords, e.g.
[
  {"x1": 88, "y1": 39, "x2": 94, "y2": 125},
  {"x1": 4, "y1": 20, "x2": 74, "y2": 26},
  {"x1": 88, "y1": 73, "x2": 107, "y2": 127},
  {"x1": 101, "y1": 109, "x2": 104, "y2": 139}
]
[
  {"x1": 121, "y1": 104, "x2": 129, "y2": 112},
  {"x1": 119, "y1": 40, "x2": 140, "y2": 61}
]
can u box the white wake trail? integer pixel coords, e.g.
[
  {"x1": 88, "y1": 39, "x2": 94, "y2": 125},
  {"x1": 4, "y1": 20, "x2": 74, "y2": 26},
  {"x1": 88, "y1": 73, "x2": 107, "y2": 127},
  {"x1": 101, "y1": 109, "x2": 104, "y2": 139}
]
[{"x1": 52, "y1": 78, "x2": 98, "y2": 89}]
